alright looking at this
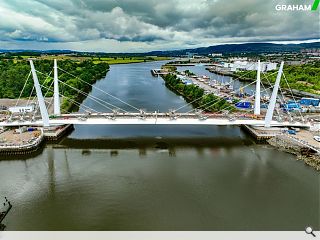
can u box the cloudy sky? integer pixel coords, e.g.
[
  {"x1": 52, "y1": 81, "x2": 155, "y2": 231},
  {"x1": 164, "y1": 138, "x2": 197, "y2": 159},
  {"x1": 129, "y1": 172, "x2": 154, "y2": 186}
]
[{"x1": 0, "y1": 0, "x2": 319, "y2": 52}]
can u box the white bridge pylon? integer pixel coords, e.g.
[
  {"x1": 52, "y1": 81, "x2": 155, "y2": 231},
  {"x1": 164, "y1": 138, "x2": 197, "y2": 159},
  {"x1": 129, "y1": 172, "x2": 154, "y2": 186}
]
[
  {"x1": 29, "y1": 60, "x2": 50, "y2": 127},
  {"x1": 53, "y1": 59, "x2": 61, "y2": 115},
  {"x1": 254, "y1": 60, "x2": 261, "y2": 116},
  {"x1": 265, "y1": 61, "x2": 284, "y2": 128},
  {"x1": 24, "y1": 59, "x2": 303, "y2": 129}
]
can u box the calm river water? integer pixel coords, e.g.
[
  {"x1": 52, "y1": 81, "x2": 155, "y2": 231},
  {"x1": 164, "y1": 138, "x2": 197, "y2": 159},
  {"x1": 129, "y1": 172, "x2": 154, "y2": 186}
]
[{"x1": 0, "y1": 61, "x2": 318, "y2": 230}]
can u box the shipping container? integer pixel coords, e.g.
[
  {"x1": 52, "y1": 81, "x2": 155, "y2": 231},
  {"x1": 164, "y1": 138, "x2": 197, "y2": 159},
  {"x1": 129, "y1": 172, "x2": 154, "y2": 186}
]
[
  {"x1": 283, "y1": 103, "x2": 301, "y2": 112},
  {"x1": 300, "y1": 98, "x2": 320, "y2": 106},
  {"x1": 235, "y1": 101, "x2": 251, "y2": 109}
]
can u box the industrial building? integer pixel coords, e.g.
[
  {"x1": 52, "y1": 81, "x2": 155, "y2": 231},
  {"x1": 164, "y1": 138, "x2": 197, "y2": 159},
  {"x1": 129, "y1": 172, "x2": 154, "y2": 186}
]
[
  {"x1": 8, "y1": 105, "x2": 35, "y2": 114},
  {"x1": 223, "y1": 61, "x2": 278, "y2": 72}
]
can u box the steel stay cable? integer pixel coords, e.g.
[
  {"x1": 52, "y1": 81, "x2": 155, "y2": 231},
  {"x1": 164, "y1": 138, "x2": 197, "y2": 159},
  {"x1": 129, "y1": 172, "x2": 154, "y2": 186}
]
[
  {"x1": 282, "y1": 72, "x2": 304, "y2": 121},
  {"x1": 197, "y1": 71, "x2": 277, "y2": 113},
  {"x1": 36, "y1": 70, "x2": 123, "y2": 113},
  {"x1": 182, "y1": 79, "x2": 258, "y2": 115},
  {"x1": 261, "y1": 71, "x2": 291, "y2": 119},
  {"x1": 37, "y1": 82, "x2": 99, "y2": 114},
  {"x1": 213, "y1": 85, "x2": 275, "y2": 116},
  {"x1": 31, "y1": 71, "x2": 53, "y2": 120},
  {"x1": 179, "y1": 68, "x2": 276, "y2": 113},
  {"x1": 32, "y1": 77, "x2": 54, "y2": 120},
  {"x1": 57, "y1": 67, "x2": 141, "y2": 112},
  {"x1": 15, "y1": 71, "x2": 31, "y2": 107},
  {"x1": 174, "y1": 63, "x2": 260, "y2": 111}
]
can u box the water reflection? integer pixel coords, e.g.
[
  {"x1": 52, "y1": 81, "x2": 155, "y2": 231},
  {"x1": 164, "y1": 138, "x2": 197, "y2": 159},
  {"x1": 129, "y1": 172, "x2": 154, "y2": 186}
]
[
  {"x1": 47, "y1": 146, "x2": 55, "y2": 197},
  {"x1": 139, "y1": 148, "x2": 147, "y2": 157},
  {"x1": 64, "y1": 150, "x2": 72, "y2": 179}
]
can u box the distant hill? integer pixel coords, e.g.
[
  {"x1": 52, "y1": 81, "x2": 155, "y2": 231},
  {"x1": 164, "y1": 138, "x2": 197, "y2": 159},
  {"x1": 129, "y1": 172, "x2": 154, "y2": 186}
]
[
  {"x1": 0, "y1": 49, "x2": 76, "y2": 54},
  {"x1": 0, "y1": 42, "x2": 319, "y2": 56},
  {"x1": 146, "y1": 42, "x2": 320, "y2": 56}
]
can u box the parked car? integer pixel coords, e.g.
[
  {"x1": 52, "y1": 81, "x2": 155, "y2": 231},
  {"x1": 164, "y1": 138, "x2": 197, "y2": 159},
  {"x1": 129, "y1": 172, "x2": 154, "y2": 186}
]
[
  {"x1": 313, "y1": 136, "x2": 320, "y2": 142},
  {"x1": 287, "y1": 130, "x2": 296, "y2": 135}
]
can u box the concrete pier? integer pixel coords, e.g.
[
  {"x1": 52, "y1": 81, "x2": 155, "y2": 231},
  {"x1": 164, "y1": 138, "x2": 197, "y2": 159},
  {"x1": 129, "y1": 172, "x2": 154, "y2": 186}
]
[
  {"x1": 44, "y1": 124, "x2": 74, "y2": 141},
  {"x1": 241, "y1": 125, "x2": 284, "y2": 142}
]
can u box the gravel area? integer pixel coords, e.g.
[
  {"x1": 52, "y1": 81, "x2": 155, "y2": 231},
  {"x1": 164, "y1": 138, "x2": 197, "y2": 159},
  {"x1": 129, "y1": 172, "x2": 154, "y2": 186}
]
[{"x1": 0, "y1": 129, "x2": 41, "y2": 145}]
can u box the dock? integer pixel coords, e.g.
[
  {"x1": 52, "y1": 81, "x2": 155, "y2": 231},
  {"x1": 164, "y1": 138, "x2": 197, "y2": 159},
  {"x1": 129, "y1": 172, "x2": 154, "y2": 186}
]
[
  {"x1": 44, "y1": 124, "x2": 74, "y2": 141},
  {"x1": 241, "y1": 125, "x2": 283, "y2": 142},
  {"x1": 151, "y1": 69, "x2": 168, "y2": 76}
]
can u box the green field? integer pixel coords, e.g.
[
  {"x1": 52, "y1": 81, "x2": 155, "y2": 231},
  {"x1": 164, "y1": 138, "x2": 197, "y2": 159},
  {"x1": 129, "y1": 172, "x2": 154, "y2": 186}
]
[
  {"x1": 92, "y1": 56, "x2": 171, "y2": 64},
  {"x1": 7, "y1": 55, "x2": 171, "y2": 65}
]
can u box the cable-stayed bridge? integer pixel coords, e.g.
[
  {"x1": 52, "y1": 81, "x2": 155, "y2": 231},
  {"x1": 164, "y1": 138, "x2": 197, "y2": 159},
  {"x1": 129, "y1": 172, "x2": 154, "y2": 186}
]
[{"x1": 0, "y1": 60, "x2": 312, "y2": 129}]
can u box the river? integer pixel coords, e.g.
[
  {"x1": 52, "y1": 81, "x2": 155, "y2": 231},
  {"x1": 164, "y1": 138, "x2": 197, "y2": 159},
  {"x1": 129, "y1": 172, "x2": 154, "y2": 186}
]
[{"x1": 0, "y1": 61, "x2": 318, "y2": 230}]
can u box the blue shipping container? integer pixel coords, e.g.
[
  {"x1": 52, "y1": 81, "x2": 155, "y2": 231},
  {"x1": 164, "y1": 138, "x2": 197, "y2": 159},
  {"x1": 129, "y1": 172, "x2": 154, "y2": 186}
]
[
  {"x1": 235, "y1": 101, "x2": 251, "y2": 108},
  {"x1": 287, "y1": 103, "x2": 301, "y2": 109},
  {"x1": 283, "y1": 103, "x2": 301, "y2": 112},
  {"x1": 300, "y1": 98, "x2": 320, "y2": 106}
]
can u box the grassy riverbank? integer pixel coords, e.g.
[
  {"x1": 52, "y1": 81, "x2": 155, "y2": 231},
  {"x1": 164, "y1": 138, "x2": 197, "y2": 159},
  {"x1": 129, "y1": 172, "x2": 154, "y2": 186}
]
[
  {"x1": 163, "y1": 74, "x2": 236, "y2": 112},
  {"x1": 0, "y1": 59, "x2": 109, "y2": 113}
]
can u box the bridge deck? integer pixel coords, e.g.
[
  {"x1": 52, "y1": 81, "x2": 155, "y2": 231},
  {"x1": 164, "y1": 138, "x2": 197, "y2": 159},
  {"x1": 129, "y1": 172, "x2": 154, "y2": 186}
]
[{"x1": 0, "y1": 113, "x2": 311, "y2": 128}]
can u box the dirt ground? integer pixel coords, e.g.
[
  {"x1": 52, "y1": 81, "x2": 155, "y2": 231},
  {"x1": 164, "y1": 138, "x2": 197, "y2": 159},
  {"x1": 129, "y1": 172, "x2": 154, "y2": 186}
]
[{"x1": 0, "y1": 129, "x2": 41, "y2": 145}]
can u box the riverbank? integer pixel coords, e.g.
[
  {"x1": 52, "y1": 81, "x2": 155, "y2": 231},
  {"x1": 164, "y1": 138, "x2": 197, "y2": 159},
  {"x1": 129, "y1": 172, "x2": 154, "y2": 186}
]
[
  {"x1": 268, "y1": 134, "x2": 320, "y2": 171},
  {"x1": 242, "y1": 125, "x2": 320, "y2": 171}
]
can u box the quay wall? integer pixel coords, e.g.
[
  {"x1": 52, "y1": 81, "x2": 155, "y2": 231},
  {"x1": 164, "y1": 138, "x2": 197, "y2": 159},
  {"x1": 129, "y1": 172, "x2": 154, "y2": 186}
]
[
  {"x1": 241, "y1": 125, "x2": 276, "y2": 142},
  {"x1": 44, "y1": 124, "x2": 74, "y2": 141}
]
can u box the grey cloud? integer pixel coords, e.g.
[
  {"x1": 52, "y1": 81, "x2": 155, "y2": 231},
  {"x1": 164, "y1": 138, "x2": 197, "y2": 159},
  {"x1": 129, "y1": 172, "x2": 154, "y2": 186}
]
[{"x1": 0, "y1": 0, "x2": 318, "y2": 51}]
